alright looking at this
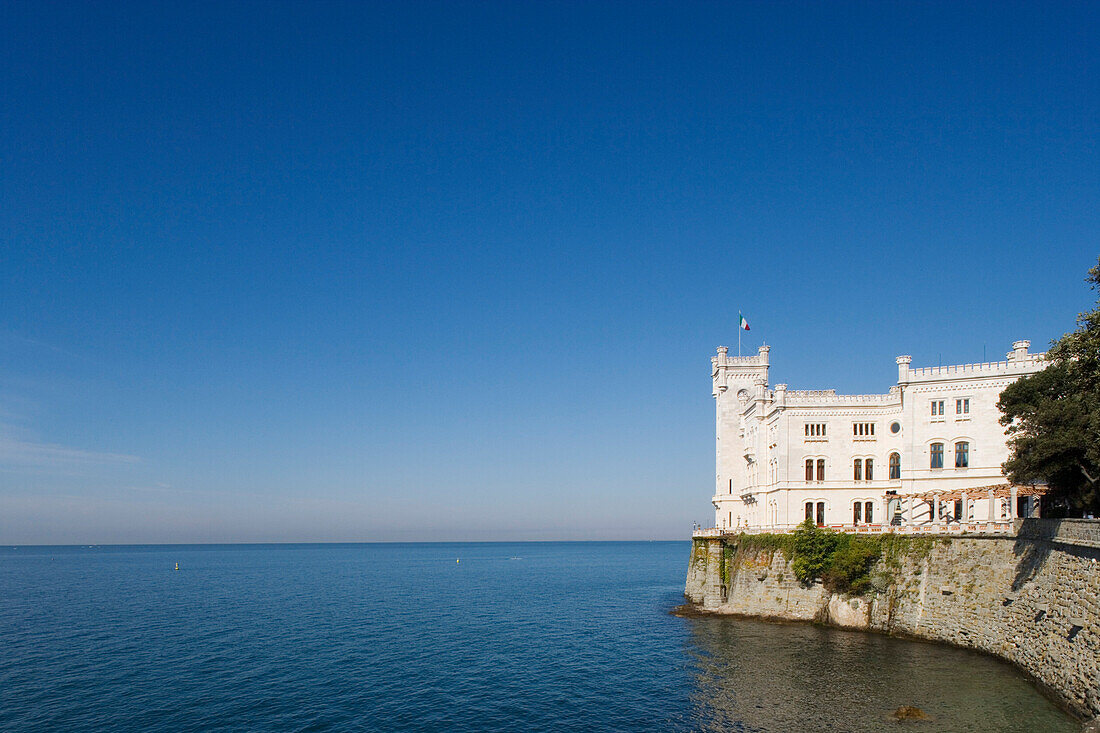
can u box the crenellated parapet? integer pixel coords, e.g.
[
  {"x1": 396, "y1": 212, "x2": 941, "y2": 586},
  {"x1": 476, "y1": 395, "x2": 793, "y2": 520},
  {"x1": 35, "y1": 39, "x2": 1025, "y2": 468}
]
[
  {"x1": 712, "y1": 345, "x2": 771, "y2": 398},
  {"x1": 783, "y1": 390, "x2": 901, "y2": 405},
  {"x1": 905, "y1": 353, "x2": 1046, "y2": 382}
]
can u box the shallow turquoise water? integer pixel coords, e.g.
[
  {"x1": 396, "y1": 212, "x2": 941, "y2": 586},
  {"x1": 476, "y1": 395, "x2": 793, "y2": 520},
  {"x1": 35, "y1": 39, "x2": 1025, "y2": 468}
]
[{"x1": 0, "y1": 542, "x2": 1077, "y2": 731}]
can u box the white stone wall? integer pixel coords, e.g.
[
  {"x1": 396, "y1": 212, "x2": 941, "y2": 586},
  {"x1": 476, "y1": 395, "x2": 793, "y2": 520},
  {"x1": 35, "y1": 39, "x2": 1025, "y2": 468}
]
[{"x1": 711, "y1": 341, "x2": 1046, "y2": 529}]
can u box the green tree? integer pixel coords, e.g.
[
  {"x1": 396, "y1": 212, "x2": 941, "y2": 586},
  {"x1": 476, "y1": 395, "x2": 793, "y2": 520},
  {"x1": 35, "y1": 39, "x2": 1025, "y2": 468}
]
[
  {"x1": 789, "y1": 518, "x2": 841, "y2": 583},
  {"x1": 822, "y1": 537, "x2": 881, "y2": 595},
  {"x1": 998, "y1": 258, "x2": 1100, "y2": 515}
]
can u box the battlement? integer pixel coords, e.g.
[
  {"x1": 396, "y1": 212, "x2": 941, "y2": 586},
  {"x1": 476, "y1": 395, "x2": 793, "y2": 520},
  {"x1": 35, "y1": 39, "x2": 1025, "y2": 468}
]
[
  {"x1": 905, "y1": 354, "x2": 1046, "y2": 381},
  {"x1": 897, "y1": 340, "x2": 1046, "y2": 384},
  {"x1": 712, "y1": 344, "x2": 770, "y2": 369},
  {"x1": 713, "y1": 340, "x2": 1046, "y2": 401},
  {"x1": 784, "y1": 389, "x2": 836, "y2": 398},
  {"x1": 713, "y1": 345, "x2": 772, "y2": 396},
  {"x1": 712, "y1": 354, "x2": 768, "y2": 367},
  {"x1": 783, "y1": 389, "x2": 900, "y2": 405}
]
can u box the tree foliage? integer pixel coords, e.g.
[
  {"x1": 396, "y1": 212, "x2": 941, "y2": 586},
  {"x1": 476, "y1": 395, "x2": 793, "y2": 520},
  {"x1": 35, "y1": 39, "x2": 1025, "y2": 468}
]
[
  {"x1": 785, "y1": 519, "x2": 883, "y2": 594},
  {"x1": 822, "y1": 537, "x2": 882, "y2": 595},
  {"x1": 998, "y1": 258, "x2": 1100, "y2": 514},
  {"x1": 789, "y1": 518, "x2": 842, "y2": 583}
]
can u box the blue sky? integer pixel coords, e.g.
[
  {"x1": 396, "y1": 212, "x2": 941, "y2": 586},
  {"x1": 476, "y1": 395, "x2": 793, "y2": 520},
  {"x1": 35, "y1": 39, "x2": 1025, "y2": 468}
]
[{"x1": 1, "y1": 1, "x2": 1097, "y2": 543}]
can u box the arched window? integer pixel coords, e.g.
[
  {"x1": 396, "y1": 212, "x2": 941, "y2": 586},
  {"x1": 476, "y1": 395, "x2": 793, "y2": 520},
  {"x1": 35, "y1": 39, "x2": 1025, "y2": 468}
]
[
  {"x1": 865, "y1": 501, "x2": 873, "y2": 523},
  {"x1": 853, "y1": 458, "x2": 863, "y2": 481},
  {"x1": 853, "y1": 502, "x2": 862, "y2": 524},
  {"x1": 955, "y1": 441, "x2": 969, "y2": 468},
  {"x1": 816, "y1": 501, "x2": 825, "y2": 526},
  {"x1": 889, "y1": 452, "x2": 901, "y2": 480},
  {"x1": 816, "y1": 459, "x2": 826, "y2": 481},
  {"x1": 865, "y1": 458, "x2": 873, "y2": 481},
  {"x1": 805, "y1": 501, "x2": 814, "y2": 521},
  {"x1": 805, "y1": 459, "x2": 814, "y2": 481},
  {"x1": 930, "y1": 443, "x2": 944, "y2": 469}
]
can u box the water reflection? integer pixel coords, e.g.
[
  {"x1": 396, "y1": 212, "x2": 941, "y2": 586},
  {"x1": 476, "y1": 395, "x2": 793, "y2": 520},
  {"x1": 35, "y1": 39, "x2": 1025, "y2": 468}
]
[{"x1": 684, "y1": 616, "x2": 1077, "y2": 732}]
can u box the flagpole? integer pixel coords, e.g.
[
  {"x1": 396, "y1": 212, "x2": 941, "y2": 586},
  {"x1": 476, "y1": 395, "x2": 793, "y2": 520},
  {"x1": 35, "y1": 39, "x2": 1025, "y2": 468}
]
[{"x1": 738, "y1": 319, "x2": 741, "y2": 357}]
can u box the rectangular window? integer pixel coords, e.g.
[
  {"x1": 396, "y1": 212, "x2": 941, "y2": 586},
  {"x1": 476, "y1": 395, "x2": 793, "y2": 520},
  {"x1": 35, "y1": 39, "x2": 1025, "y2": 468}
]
[
  {"x1": 853, "y1": 422, "x2": 876, "y2": 437},
  {"x1": 956, "y1": 398, "x2": 970, "y2": 415},
  {"x1": 805, "y1": 423, "x2": 827, "y2": 438},
  {"x1": 955, "y1": 441, "x2": 969, "y2": 468},
  {"x1": 930, "y1": 443, "x2": 944, "y2": 469},
  {"x1": 931, "y1": 400, "x2": 944, "y2": 417}
]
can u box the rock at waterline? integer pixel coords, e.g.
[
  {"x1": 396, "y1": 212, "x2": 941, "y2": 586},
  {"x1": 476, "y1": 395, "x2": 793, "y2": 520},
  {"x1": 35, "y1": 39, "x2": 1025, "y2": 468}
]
[{"x1": 891, "y1": 705, "x2": 928, "y2": 722}]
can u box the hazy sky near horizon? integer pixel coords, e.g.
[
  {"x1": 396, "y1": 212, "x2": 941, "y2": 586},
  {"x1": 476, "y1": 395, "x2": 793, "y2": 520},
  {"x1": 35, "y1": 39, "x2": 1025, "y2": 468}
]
[{"x1": 1, "y1": 1, "x2": 1098, "y2": 543}]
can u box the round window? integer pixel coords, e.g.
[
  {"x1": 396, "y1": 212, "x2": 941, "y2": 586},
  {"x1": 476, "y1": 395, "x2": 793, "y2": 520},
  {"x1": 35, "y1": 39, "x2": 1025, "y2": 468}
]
[{"x1": 890, "y1": 422, "x2": 901, "y2": 434}]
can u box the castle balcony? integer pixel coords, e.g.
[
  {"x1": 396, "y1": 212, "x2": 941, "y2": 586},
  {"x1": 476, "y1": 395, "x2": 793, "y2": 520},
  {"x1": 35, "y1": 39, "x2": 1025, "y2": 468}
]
[{"x1": 712, "y1": 493, "x2": 757, "y2": 505}]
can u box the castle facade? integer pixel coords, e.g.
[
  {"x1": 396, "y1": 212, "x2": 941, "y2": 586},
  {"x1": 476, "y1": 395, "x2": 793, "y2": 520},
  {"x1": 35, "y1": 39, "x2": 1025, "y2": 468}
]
[{"x1": 711, "y1": 340, "x2": 1047, "y2": 530}]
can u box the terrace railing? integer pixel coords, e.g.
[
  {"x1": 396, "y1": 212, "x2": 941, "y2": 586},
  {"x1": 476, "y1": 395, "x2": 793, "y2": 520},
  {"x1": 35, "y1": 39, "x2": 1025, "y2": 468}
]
[{"x1": 692, "y1": 521, "x2": 1017, "y2": 539}]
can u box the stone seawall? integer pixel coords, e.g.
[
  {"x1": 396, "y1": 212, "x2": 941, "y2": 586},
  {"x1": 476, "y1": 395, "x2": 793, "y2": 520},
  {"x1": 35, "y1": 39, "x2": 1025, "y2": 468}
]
[{"x1": 684, "y1": 519, "x2": 1100, "y2": 721}]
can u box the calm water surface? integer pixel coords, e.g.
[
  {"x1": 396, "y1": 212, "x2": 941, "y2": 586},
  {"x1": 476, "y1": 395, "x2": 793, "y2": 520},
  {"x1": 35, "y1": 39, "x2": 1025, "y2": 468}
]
[{"x1": 0, "y1": 542, "x2": 1077, "y2": 731}]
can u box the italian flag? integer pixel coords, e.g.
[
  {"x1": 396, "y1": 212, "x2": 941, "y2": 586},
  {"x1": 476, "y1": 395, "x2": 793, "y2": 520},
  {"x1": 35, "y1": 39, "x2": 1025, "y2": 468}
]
[{"x1": 739, "y1": 313, "x2": 750, "y2": 331}]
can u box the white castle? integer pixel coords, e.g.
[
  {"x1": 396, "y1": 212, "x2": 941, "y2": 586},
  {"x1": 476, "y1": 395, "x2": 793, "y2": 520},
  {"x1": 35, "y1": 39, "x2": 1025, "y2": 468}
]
[{"x1": 710, "y1": 340, "x2": 1048, "y2": 532}]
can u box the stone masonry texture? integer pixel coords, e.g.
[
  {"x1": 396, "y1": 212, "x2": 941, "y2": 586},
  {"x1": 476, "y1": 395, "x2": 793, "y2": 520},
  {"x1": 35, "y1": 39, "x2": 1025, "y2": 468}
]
[{"x1": 684, "y1": 519, "x2": 1100, "y2": 721}]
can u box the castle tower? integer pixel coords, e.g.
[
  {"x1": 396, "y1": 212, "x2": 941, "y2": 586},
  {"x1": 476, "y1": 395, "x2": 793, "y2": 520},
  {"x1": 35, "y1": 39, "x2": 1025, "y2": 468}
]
[{"x1": 712, "y1": 345, "x2": 770, "y2": 528}]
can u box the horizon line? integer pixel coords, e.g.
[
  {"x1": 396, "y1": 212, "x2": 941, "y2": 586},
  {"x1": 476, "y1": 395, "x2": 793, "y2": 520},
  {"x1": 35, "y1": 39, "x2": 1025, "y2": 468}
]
[{"x1": 2, "y1": 538, "x2": 691, "y2": 548}]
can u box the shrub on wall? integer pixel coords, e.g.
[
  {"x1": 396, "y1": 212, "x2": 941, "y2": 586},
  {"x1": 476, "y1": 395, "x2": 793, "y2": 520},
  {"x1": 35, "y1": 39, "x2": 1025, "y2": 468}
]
[
  {"x1": 822, "y1": 537, "x2": 882, "y2": 595},
  {"x1": 773, "y1": 519, "x2": 884, "y2": 594},
  {"x1": 789, "y1": 518, "x2": 843, "y2": 583}
]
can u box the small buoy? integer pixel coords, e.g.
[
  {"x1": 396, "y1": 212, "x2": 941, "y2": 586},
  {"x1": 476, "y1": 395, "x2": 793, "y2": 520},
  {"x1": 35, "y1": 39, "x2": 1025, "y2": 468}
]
[
  {"x1": 174, "y1": 562, "x2": 179, "y2": 571},
  {"x1": 456, "y1": 558, "x2": 459, "y2": 564}
]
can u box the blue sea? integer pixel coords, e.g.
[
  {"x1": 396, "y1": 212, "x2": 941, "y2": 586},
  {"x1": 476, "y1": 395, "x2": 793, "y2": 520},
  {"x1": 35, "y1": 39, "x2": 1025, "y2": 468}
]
[{"x1": 0, "y1": 542, "x2": 1078, "y2": 731}]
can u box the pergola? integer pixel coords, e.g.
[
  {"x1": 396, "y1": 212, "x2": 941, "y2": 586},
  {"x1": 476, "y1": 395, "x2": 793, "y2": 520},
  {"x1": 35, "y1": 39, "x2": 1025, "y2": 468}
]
[{"x1": 890, "y1": 483, "x2": 1048, "y2": 523}]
